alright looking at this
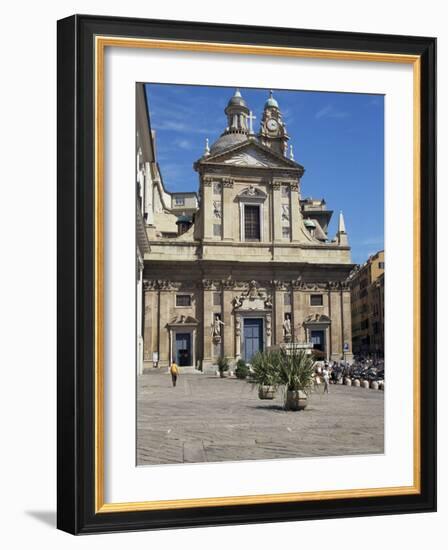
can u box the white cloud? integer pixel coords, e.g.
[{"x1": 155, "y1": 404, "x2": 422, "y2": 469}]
[{"x1": 315, "y1": 104, "x2": 350, "y2": 120}]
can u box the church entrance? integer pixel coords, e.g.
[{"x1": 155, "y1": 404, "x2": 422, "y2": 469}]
[
  {"x1": 243, "y1": 318, "x2": 264, "y2": 363},
  {"x1": 175, "y1": 333, "x2": 191, "y2": 366}
]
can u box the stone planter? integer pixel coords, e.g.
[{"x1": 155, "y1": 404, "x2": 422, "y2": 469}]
[
  {"x1": 344, "y1": 377, "x2": 352, "y2": 386},
  {"x1": 361, "y1": 380, "x2": 370, "y2": 389},
  {"x1": 258, "y1": 385, "x2": 276, "y2": 400},
  {"x1": 370, "y1": 381, "x2": 379, "y2": 390},
  {"x1": 353, "y1": 379, "x2": 361, "y2": 387},
  {"x1": 285, "y1": 390, "x2": 308, "y2": 411}
]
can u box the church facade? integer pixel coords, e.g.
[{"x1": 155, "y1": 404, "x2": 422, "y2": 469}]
[{"x1": 137, "y1": 84, "x2": 354, "y2": 372}]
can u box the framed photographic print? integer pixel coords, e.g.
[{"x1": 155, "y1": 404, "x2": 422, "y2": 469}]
[{"x1": 57, "y1": 15, "x2": 436, "y2": 534}]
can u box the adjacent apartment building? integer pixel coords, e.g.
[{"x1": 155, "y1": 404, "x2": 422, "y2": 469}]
[{"x1": 349, "y1": 250, "x2": 385, "y2": 358}]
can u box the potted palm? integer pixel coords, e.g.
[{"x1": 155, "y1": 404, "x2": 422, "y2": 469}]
[
  {"x1": 277, "y1": 348, "x2": 315, "y2": 410},
  {"x1": 216, "y1": 356, "x2": 230, "y2": 378},
  {"x1": 249, "y1": 350, "x2": 281, "y2": 399}
]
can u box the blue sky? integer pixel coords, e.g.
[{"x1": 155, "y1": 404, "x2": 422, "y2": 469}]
[{"x1": 145, "y1": 83, "x2": 384, "y2": 265}]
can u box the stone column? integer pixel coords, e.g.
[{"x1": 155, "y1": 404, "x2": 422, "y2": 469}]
[
  {"x1": 272, "y1": 182, "x2": 282, "y2": 242},
  {"x1": 222, "y1": 281, "x2": 234, "y2": 359},
  {"x1": 202, "y1": 281, "x2": 214, "y2": 367},
  {"x1": 235, "y1": 313, "x2": 241, "y2": 359},
  {"x1": 158, "y1": 287, "x2": 172, "y2": 367},
  {"x1": 273, "y1": 282, "x2": 284, "y2": 344},
  {"x1": 222, "y1": 178, "x2": 234, "y2": 241},
  {"x1": 202, "y1": 176, "x2": 214, "y2": 240},
  {"x1": 143, "y1": 281, "x2": 158, "y2": 369},
  {"x1": 290, "y1": 182, "x2": 302, "y2": 242},
  {"x1": 292, "y1": 285, "x2": 306, "y2": 342}
]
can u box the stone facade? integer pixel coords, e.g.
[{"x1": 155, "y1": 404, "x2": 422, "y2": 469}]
[{"x1": 137, "y1": 85, "x2": 354, "y2": 371}]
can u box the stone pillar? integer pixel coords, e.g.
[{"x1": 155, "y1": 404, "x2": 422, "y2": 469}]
[
  {"x1": 222, "y1": 283, "x2": 234, "y2": 359},
  {"x1": 290, "y1": 182, "x2": 302, "y2": 242},
  {"x1": 273, "y1": 283, "x2": 284, "y2": 344},
  {"x1": 202, "y1": 176, "x2": 214, "y2": 240},
  {"x1": 222, "y1": 178, "x2": 234, "y2": 241},
  {"x1": 272, "y1": 183, "x2": 282, "y2": 242},
  {"x1": 235, "y1": 313, "x2": 241, "y2": 359},
  {"x1": 202, "y1": 282, "x2": 214, "y2": 367},
  {"x1": 330, "y1": 288, "x2": 343, "y2": 361},
  {"x1": 143, "y1": 282, "x2": 158, "y2": 370},
  {"x1": 292, "y1": 286, "x2": 306, "y2": 342},
  {"x1": 158, "y1": 288, "x2": 172, "y2": 366}
]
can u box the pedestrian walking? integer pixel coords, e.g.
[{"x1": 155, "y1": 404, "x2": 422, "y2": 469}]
[
  {"x1": 322, "y1": 367, "x2": 330, "y2": 394},
  {"x1": 170, "y1": 361, "x2": 179, "y2": 387}
]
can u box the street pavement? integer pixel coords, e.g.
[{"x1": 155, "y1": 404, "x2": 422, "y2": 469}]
[{"x1": 137, "y1": 370, "x2": 384, "y2": 465}]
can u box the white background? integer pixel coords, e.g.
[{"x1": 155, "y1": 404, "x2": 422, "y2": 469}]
[
  {"x1": 105, "y1": 48, "x2": 414, "y2": 502},
  {"x1": 0, "y1": 1, "x2": 444, "y2": 548}
]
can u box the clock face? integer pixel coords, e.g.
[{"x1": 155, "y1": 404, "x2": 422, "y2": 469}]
[{"x1": 266, "y1": 118, "x2": 279, "y2": 132}]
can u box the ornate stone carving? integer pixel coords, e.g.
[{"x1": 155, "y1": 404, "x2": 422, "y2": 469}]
[
  {"x1": 290, "y1": 182, "x2": 299, "y2": 192},
  {"x1": 143, "y1": 279, "x2": 158, "y2": 291},
  {"x1": 213, "y1": 200, "x2": 222, "y2": 218},
  {"x1": 222, "y1": 177, "x2": 234, "y2": 188},
  {"x1": 202, "y1": 279, "x2": 217, "y2": 290},
  {"x1": 202, "y1": 175, "x2": 213, "y2": 186},
  {"x1": 281, "y1": 204, "x2": 290, "y2": 221},
  {"x1": 233, "y1": 280, "x2": 272, "y2": 311},
  {"x1": 271, "y1": 279, "x2": 287, "y2": 291},
  {"x1": 221, "y1": 278, "x2": 235, "y2": 290},
  {"x1": 272, "y1": 181, "x2": 281, "y2": 190},
  {"x1": 304, "y1": 313, "x2": 331, "y2": 324}
]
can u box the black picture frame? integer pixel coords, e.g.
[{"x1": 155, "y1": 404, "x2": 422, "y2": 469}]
[{"x1": 57, "y1": 14, "x2": 436, "y2": 534}]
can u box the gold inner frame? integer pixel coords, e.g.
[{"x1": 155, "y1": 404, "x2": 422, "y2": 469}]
[{"x1": 94, "y1": 36, "x2": 421, "y2": 513}]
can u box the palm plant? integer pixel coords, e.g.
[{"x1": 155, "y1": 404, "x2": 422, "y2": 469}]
[
  {"x1": 249, "y1": 350, "x2": 281, "y2": 388},
  {"x1": 277, "y1": 348, "x2": 315, "y2": 394},
  {"x1": 216, "y1": 356, "x2": 230, "y2": 378}
]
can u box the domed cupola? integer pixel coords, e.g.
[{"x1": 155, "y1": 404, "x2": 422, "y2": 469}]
[
  {"x1": 224, "y1": 89, "x2": 250, "y2": 135},
  {"x1": 264, "y1": 90, "x2": 279, "y2": 110}
]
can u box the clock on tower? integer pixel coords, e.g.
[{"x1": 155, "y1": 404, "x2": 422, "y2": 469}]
[{"x1": 258, "y1": 90, "x2": 289, "y2": 156}]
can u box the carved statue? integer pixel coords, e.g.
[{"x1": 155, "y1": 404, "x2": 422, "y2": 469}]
[
  {"x1": 283, "y1": 313, "x2": 292, "y2": 339},
  {"x1": 212, "y1": 314, "x2": 225, "y2": 337},
  {"x1": 233, "y1": 295, "x2": 243, "y2": 309}
]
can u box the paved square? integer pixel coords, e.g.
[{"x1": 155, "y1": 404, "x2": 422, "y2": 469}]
[{"x1": 137, "y1": 370, "x2": 384, "y2": 465}]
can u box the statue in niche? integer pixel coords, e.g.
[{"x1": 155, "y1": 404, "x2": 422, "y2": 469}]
[
  {"x1": 283, "y1": 313, "x2": 292, "y2": 342},
  {"x1": 212, "y1": 314, "x2": 225, "y2": 342}
]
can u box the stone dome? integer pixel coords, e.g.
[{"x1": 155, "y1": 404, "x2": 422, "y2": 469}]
[
  {"x1": 264, "y1": 90, "x2": 279, "y2": 109},
  {"x1": 209, "y1": 132, "x2": 249, "y2": 155},
  {"x1": 226, "y1": 89, "x2": 248, "y2": 109}
]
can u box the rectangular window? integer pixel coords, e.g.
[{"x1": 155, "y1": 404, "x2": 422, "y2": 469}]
[
  {"x1": 310, "y1": 294, "x2": 323, "y2": 306},
  {"x1": 282, "y1": 226, "x2": 291, "y2": 239},
  {"x1": 213, "y1": 223, "x2": 222, "y2": 237},
  {"x1": 284, "y1": 292, "x2": 292, "y2": 306},
  {"x1": 379, "y1": 261, "x2": 385, "y2": 269},
  {"x1": 244, "y1": 205, "x2": 260, "y2": 241},
  {"x1": 213, "y1": 292, "x2": 221, "y2": 306},
  {"x1": 176, "y1": 294, "x2": 191, "y2": 307},
  {"x1": 174, "y1": 196, "x2": 185, "y2": 206}
]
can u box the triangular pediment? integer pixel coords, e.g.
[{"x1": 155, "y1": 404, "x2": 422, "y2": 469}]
[{"x1": 199, "y1": 139, "x2": 303, "y2": 171}]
